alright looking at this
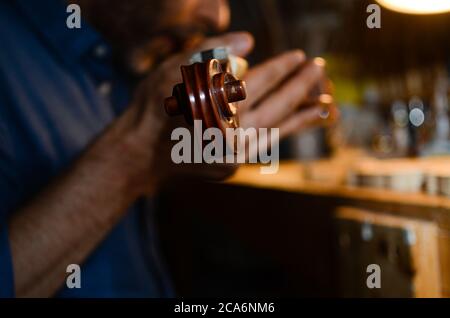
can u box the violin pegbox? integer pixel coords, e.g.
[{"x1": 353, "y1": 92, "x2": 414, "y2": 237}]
[{"x1": 164, "y1": 48, "x2": 248, "y2": 148}]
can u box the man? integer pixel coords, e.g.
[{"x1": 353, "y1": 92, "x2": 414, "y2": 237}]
[{"x1": 0, "y1": 0, "x2": 336, "y2": 297}]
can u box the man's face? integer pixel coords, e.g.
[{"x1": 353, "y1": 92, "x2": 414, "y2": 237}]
[
  {"x1": 158, "y1": 0, "x2": 230, "y2": 38},
  {"x1": 85, "y1": 0, "x2": 230, "y2": 63}
]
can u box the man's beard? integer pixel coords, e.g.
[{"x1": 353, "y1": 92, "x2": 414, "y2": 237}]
[
  {"x1": 149, "y1": 25, "x2": 207, "y2": 56},
  {"x1": 83, "y1": 1, "x2": 214, "y2": 73},
  {"x1": 123, "y1": 24, "x2": 209, "y2": 75}
]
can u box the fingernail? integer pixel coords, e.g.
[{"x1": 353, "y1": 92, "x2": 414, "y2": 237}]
[
  {"x1": 313, "y1": 57, "x2": 326, "y2": 67},
  {"x1": 283, "y1": 49, "x2": 305, "y2": 63},
  {"x1": 319, "y1": 94, "x2": 333, "y2": 105}
]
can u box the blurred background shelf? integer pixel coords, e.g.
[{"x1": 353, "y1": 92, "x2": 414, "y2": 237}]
[
  {"x1": 158, "y1": 160, "x2": 450, "y2": 297},
  {"x1": 228, "y1": 160, "x2": 450, "y2": 212}
]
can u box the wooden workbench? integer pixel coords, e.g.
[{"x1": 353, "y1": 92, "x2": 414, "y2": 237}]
[{"x1": 226, "y1": 162, "x2": 450, "y2": 297}]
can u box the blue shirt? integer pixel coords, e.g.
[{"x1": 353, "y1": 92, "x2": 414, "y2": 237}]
[{"x1": 0, "y1": 0, "x2": 173, "y2": 297}]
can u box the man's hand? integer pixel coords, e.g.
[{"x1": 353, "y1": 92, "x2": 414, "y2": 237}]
[
  {"x1": 240, "y1": 51, "x2": 339, "y2": 138},
  {"x1": 111, "y1": 32, "x2": 256, "y2": 193}
]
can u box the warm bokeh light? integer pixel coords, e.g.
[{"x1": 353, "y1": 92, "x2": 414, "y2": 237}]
[{"x1": 376, "y1": 0, "x2": 450, "y2": 14}]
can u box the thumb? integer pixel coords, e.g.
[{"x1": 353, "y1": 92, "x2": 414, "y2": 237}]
[{"x1": 194, "y1": 31, "x2": 254, "y2": 58}]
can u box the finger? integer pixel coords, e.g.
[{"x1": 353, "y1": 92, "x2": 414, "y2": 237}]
[
  {"x1": 278, "y1": 106, "x2": 323, "y2": 139},
  {"x1": 245, "y1": 62, "x2": 325, "y2": 129},
  {"x1": 240, "y1": 50, "x2": 306, "y2": 110},
  {"x1": 278, "y1": 104, "x2": 340, "y2": 139}
]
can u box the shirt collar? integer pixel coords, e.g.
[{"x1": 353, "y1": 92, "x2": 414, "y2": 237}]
[{"x1": 14, "y1": 0, "x2": 109, "y2": 62}]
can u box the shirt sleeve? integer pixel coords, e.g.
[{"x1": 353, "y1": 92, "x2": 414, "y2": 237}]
[
  {"x1": 0, "y1": 216, "x2": 15, "y2": 297},
  {"x1": 0, "y1": 121, "x2": 16, "y2": 297}
]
